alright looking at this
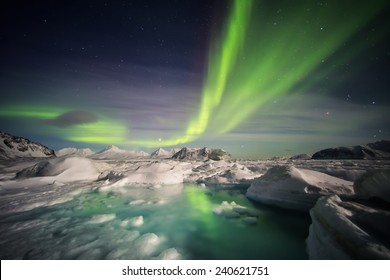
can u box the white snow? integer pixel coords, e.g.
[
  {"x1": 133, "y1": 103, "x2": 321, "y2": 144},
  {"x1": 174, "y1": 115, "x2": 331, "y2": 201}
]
[
  {"x1": 1, "y1": 147, "x2": 390, "y2": 260},
  {"x1": 56, "y1": 147, "x2": 94, "y2": 157},
  {"x1": 307, "y1": 195, "x2": 390, "y2": 259},
  {"x1": 133, "y1": 233, "x2": 162, "y2": 258},
  {"x1": 156, "y1": 248, "x2": 181, "y2": 260},
  {"x1": 89, "y1": 214, "x2": 116, "y2": 224},
  {"x1": 107, "y1": 161, "x2": 184, "y2": 186},
  {"x1": 121, "y1": 216, "x2": 144, "y2": 227},
  {"x1": 90, "y1": 145, "x2": 149, "y2": 160},
  {"x1": 247, "y1": 165, "x2": 354, "y2": 211},
  {"x1": 0, "y1": 132, "x2": 54, "y2": 159},
  {"x1": 15, "y1": 157, "x2": 100, "y2": 182},
  {"x1": 150, "y1": 147, "x2": 178, "y2": 158},
  {"x1": 213, "y1": 201, "x2": 259, "y2": 223}
]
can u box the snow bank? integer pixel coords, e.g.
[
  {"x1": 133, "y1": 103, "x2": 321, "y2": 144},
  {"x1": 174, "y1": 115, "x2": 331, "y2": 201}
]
[
  {"x1": 15, "y1": 157, "x2": 99, "y2": 182},
  {"x1": 246, "y1": 165, "x2": 353, "y2": 211},
  {"x1": 202, "y1": 163, "x2": 259, "y2": 184},
  {"x1": 307, "y1": 195, "x2": 390, "y2": 259},
  {"x1": 354, "y1": 169, "x2": 390, "y2": 203},
  {"x1": 109, "y1": 161, "x2": 183, "y2": 186},
  {"x1": 184, "y1": 160, "x2": 263, "y2": 184}
]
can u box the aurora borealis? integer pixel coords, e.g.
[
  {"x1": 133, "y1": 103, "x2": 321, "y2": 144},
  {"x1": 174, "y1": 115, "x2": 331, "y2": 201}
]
[{"x1": 1, "y1": 0, "x2": 389, "y2": 158}]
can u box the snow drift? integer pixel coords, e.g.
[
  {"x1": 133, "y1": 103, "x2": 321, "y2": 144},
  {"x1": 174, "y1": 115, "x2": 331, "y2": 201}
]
[
  {"x1": 246, "y1": 165, "x2": 354, "y2": 211},
  {"x1": 16, "y1": 157, "x2": 99, "y2": 182},
  {"x1": 100, "y1": 161, "x2": 183, "y2": 186}
]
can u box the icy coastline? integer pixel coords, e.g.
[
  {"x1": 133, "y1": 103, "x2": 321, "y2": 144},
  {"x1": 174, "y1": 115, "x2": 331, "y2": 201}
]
[{"x1": 1, "y1": 140, "x2": 390, "y2": 259}]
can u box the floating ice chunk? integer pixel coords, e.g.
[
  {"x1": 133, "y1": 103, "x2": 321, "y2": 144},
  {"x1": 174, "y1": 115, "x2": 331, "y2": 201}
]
[
  {"x1": 233, "y1": 207, "x2": 259, "y2": 217},
  {"x1": 106, "y1": 248, "x2": 129, "y2": 260},
  {"x1": 133, "y1": 233, "x2": 161, "y2": 258},
  {"x1": 213, "y1": 201, "x2": 240, "y2": 218},
  {"x1": 89, "y1": 214, "x2": 116, "y2": 224},
  {"x1": 156, "y1": 248, "x2": 181, "y2": 260},
  {"x1": 129, "y1": 199, "x2": 145, "y2": 205},
  {"x1": 121, "y1": 216, "x2": 144, "y2": 227}
]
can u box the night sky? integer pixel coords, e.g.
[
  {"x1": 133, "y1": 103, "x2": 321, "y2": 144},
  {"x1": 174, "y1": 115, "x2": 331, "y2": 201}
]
[{"x1": 1, "y1": 0, "x2": 389, "y2": 158}]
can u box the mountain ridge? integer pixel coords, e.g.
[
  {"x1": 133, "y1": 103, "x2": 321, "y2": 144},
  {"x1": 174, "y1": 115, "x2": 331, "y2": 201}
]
[{"x1": 0, "y1": 131, "x2": 55, "y2": 159}]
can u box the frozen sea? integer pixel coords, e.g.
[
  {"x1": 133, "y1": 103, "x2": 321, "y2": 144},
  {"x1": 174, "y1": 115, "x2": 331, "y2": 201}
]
[{"x1": 0, "y1": 183, "x2": 310, "y2": 259}]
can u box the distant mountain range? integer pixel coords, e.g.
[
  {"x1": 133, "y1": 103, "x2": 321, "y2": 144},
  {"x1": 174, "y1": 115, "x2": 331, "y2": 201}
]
[
  {"x1": 171, "y1": 147, "x2": 230, "y2": 161},
  {"x1": 1, "y1": 131, "x2": 389, "y2": 161},
  {"x1": 312, "y1": 140, "x2": 390, "y2": 160},
  {"x1": 56, "y1": 147, "x2": 94, "y2": 157},
  {"x1": 150, "y1": 147, "x2": 181, "y2": 158},
  {"x1": 89, "y1": 145, "x2": 149, "y2": 160},
  {"x1": 0, "y1": 131, "x2": 55, "y2": 159}
]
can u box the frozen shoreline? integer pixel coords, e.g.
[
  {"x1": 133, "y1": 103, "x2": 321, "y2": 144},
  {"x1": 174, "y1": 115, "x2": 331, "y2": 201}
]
[{"x1": 0, "y1": 156, "x2": 389, "y2": 259}]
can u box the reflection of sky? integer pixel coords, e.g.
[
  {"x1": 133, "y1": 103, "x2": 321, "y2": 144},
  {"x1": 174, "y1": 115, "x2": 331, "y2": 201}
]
[{"x1": 0, "y1": 0, "x2": 389, "y2": 158}]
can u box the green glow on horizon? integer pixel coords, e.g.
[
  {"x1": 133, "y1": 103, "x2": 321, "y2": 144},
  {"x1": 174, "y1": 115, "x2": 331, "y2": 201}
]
[
  {"x1": 60, "y1": 120, "x2": 128, "y2": 144},
  {"x1": 0, "y1": 105, "x2": 66, "y2": 119},
  {"x1": 0, "y1": 104, "x2": 129, "y2": 144}
]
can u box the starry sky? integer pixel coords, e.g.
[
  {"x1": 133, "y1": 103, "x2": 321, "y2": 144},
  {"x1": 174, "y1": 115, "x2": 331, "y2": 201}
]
[{"x1": 0, "y1": 0, "x2": 389, "y2": 158}]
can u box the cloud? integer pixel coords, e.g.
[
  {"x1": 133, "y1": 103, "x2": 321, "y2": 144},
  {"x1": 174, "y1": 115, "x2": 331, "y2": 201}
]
[{"x1": 46, "y1": 111, "x2": 98, "y2": 127}]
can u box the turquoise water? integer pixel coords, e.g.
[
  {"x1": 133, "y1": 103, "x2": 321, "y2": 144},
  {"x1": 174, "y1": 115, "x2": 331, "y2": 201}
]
[{"x1": 0, "y1": 184, "x2": 310, "y2": 259}]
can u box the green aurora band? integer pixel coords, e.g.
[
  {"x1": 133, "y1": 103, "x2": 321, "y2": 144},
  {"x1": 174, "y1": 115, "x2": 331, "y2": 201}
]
[
  {"x1": 131, "y1": 0, "x2": 389, "y2": 147},
  {"x1": 0, "y1": 105, "x2": 129, "y2": 144},
  {"x1": 1, "y1": 0, "x2": 388, "y2": 147}
]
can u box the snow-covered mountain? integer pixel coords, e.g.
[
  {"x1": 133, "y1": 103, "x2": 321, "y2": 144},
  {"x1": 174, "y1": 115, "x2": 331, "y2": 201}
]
[
  {"x1": 151, "y1": 148, "x2": 170, "y2": 157},
  {"x1": 171, "y1": 147, "x2": 230, "y2": 161},
  {"x1": 151, "y1": 147, "x2": 181, "y2": 158},
  {"x1": 90, "y1": 145, "x2": 149, "y2": 160},
  {"x1": 0, "y1": 131, "x2": 55, "y2": 159},
  {"x1": 56, "y1": 147, "x2": 95, "y2": 157},
  {"x1": 289, "y1": 153, "x2": 311, "y2": 160},
  {"x1": 312, "y1": 140, "x2": 390, "y2": 159}
]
